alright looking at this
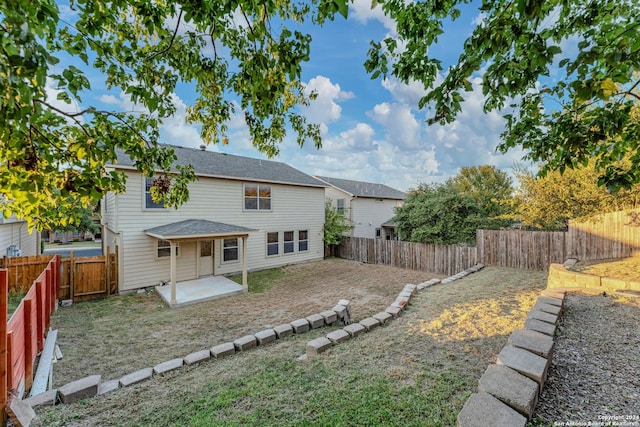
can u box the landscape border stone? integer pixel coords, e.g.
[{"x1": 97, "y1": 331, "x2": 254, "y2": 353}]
[
  {"x1": 58, "y1": 374, "x2": 101, "y2": 404},
  {"x1": 343, "y1": 323, "x2": 366, "y2": 337},
  {"x1": 273, "y1": 324, "x2": 294, "y2": 339},
  {"x1": 372, "y1": 311, "x2": 392, "y2": 325},
  {"x1": 23, "y1": 389, "x2": 57, "y2": 408},
  {"x1": 233, "y1": 335, "x2": 257, "y2": 352},
  {"x1": 97, "y1": 379, "x2": 120, "y2": 396},
  {"x1": 255, "y1": 329, "x2": 277, "y2": 346},
  {"x1": 457, "y1": 392, "x2": 527, "y2": 427},
  {"x1": 290, "y1": 318, "x2": 310, "y2": 333},
  {"x1": 306, "y1": 313, "x2": 325, "y2": 329},
  {"x1": 211, "y1": 342, "x2": 236, "y2": 358},
  {"x1": 458, "y1": 269, "x2": 568, "y2": 426},
  {"x1": 478, "y1": 364, "x2": 539, "y2": 418},
  {"x1": 184, "y1": 349, "x2": 211, "y2": 365},
  {"x1": 119, "y1": 368, "x2": 152, "y2": 388},
  {"x1": 153, "y1": 358, "x2": 184, "y2": 375},
  {"x1": 359, "y1": 317, "x2": 381, "y2": 331}
]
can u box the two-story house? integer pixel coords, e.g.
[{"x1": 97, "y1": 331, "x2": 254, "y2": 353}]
[
  {"x1": 313, "y1": 176, "x2": 406, "y2": 240},
  {"x1": 102, "y1": 145, "x2": 326, "y2": 305}
]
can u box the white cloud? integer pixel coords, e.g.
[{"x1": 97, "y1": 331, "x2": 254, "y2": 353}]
[
  {"x1": 350, "y1": 0, "x2": 397, "y2": 33},
  {"x1": 381, "y1": 78, "x2": 429, "y2": 105},
  {"x1": 369, "y1": 102, "x2": 421, "y2": 149},
  {"x1": 302, "y1": 76, "x2": 354, "y2": 134},
  {"x1": 98, "y1": 94, "x2": 120, "y2": 105}
]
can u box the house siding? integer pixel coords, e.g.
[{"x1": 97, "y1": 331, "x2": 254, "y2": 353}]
[
  {"x1": 108, "y1": 170, "x2": 325, "y2": 291},
  {"x1": 351, "y1": 198, "x2": 401, "y2": 239},
  {"x1": 323, "y1": 187, "x2": 401, "y2": 239},
  {"x1": 0, "y1": 219, "x2": 39, "y2": 256}
]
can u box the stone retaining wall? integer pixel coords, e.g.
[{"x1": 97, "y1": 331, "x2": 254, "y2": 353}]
[
  {"x1": 547, "y1": 260, "x2": 640, "y2": 294},
  {"x1": 456, "y1": 287, "x2": 567, "y2": 426}
]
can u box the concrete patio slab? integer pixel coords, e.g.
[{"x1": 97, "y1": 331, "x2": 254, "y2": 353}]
[{"x1": 155, "y1": 275, "x2": 245, "y2": 308}]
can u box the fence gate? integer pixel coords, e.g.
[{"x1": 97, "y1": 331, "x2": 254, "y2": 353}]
[{"x1": 3, "y1": 247, "x2": 118, "y2": 301}]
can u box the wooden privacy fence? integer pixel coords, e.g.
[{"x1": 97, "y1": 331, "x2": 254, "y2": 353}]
[
  {"x1": 476, "y1": 229, "x2": 567, "y2": 270},
  {"x1": 0, "y1": 246, "x2": 118, "y2": 302},
  {"x1": 339, "y1": 209, "x2": 640, "y2": 273},
  {"x1": 1, "y1": 255, "x2": 60, "y2": 418},
  {"x1": 338, "y1": 237, "x2": 478, "y2": 276},
  {"x1": 477, "y1": 210, "x2": 640, "y2": 270}
]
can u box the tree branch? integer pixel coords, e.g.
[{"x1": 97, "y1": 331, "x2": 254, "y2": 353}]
[{"x1": 146, "y1": 10, "x2": 183, "y2": 61}]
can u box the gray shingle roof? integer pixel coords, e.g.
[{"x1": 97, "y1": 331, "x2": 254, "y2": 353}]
[
  {"x1": 113, "y1": 144, "x2": 324, "y2": 188},
  {"x1": 145, "y1": 219, "x2": 256, "y2": 239},
  {"x1": 313, "y1": 176, "x2": 406, "y2": 200}
]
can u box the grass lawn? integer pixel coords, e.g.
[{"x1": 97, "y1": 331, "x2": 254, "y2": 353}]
[{"x1": 33, "y1": 260, "x2": 547, "y2": 426}]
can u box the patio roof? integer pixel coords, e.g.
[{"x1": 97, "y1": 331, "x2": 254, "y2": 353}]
[{"x1": 145, "y1": 219, "x2": 256, "y2": 241}]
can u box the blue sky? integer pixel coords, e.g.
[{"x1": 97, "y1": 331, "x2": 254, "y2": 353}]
[{"x1": 53, "y1": 0, "x2": 535, "y2": 192}]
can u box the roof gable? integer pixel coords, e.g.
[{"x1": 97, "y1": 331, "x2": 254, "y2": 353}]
[
  {"x1": 113, "y1": 145, "x2": 324, "y2": 188},
  {"x1": 314, "y1": 176, "x2": 406, "y2": 200}
]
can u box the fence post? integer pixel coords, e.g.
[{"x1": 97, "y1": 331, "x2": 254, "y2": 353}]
[
  {"x1": 105, "y1": 246, "x2": 111, "y2": 296},
  {"x1": 35, "y1": 281, "x2": 43, "y2": 350},
  {"x1": 69, "y1": 251, "x2": 75, "y2": 300},
  {"x1": 0, "y1": 270, "x2": 7, "y2": 426},
  {"x1": 23, "y1": 299, "x2": 33, "y2": 392}
]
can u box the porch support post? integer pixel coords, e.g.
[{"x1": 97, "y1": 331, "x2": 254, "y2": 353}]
[
  {"x1": 242, "y1": 236, "x2": 248, "y2": 291},
  {"x1": 170, "y1": 241, "x2": 177, "y2": 304}
]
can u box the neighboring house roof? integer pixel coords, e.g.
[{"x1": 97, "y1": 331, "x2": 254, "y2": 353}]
[
  {"x1": 313, "y1": 176, "x2": 406, "y2": 200},
  {"x1": 112, "y1": 144, "x2": 325, "y2": 188},
  {"x1": 381, "y1": 218, "x2": 396, "y2": 228},
  {"x1": 145, "y1": 219, "x2": 256, "y2": 240}
]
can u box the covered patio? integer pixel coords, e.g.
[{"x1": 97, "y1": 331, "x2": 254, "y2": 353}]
[{"x1": 145, "y1": 219, "x2": 256, "y2": 308}]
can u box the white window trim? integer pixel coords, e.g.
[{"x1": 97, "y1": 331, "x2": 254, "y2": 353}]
[
  {"x1": 222, "y1": 238, "x2": 240, "y2": 264},
  {"x1": 266, "y1": 231, "x2": 279, "y2": 257},
  {"x1": 298, "y1": 230, "x2": 309, "y2": 252},
  {"x1": 243, "y1": 183, "x2": 272, "y2": 212},
  {"x1": 143, "y1": 176, "x2": 165, "y2": 211},
  {"x1": 156, "y1": 240, "x2": 179, "y2": 259},
  {"x1": 283, "y1": 231, "x2": 295, "y2": 255}
]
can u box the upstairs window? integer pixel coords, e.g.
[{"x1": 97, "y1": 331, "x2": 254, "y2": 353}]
[
  {"x1": 244, "y1": 184, "x2": 272, "y2": 210},
  {"x1": 337, "y1": 198, "x2": 345, "y2": 215},
  {"x1": 145, "y1": 177, "x2": 164, "y2": 209}
]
